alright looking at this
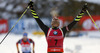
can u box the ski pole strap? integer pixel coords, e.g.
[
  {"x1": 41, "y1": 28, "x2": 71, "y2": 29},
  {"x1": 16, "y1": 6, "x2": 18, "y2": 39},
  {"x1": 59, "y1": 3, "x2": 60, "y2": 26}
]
[
  {"x1": 74, "y1": 12, "x2": 84, "y2": 22},
  {"x1": 31, "y1": 9, "x2": 39, "y2": 18}
]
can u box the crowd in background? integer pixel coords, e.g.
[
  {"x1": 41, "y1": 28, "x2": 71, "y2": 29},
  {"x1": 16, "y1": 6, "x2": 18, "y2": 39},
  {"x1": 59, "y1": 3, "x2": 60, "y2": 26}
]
[
  {"x1": 0, "y1": 0, "x2": 100, "y2": 35},
  {"x1": 0, "y1": 0, "x2": 100, "y2": 19}
]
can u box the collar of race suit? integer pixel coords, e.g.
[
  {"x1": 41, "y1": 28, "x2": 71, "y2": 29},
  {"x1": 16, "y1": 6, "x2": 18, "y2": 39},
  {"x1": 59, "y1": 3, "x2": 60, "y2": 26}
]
[{"x1": 52, "y1": 27, "x2": 59, "y2": 30}]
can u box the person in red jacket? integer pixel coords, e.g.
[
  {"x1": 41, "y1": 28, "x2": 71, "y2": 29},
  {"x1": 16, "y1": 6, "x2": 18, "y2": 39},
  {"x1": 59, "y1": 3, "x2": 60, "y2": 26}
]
[
  {"x1": 28, "y1": 1, "x2": 87, "y2": 53},
  {"x1": 16, "y1": 32, "x2": 35, "y2": 53}
]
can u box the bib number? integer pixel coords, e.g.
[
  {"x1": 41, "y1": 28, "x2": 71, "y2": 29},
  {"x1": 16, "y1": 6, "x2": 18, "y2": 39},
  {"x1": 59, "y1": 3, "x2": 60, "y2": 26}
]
[{"x1": 55, "y1": 39, "x2": 58, "y2": 46}]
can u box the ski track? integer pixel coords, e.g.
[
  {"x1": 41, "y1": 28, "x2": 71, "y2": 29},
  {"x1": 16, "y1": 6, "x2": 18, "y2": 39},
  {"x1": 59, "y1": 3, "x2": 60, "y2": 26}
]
[{"x1": 0, "y1": 33, "x2": 100, "y2": 53}]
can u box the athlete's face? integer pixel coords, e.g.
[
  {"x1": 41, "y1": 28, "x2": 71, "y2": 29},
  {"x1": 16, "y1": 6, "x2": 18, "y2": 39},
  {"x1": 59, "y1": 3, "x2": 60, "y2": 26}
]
[
  {"x1": 23, "y1": 36, "x2": 27, "y2": 41},
  {"x1": 51, "y1": 18, "x2": 60, "y2": 27}
]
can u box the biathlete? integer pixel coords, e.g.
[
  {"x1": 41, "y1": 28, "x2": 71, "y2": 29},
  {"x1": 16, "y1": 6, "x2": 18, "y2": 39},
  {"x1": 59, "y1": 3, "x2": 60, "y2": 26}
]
[
  {"x1": 16, "y1": 32, "x2": 35, "y2": 53},
  {"x1": 28, "y1": 1, "x2": 87, "y2": 53}
]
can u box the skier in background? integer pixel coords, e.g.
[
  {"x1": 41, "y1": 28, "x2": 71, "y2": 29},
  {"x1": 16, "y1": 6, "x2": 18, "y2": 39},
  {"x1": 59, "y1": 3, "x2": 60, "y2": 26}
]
[
  {"x1": 16, "y1": 32, "x2": 35, "y2": 53},
  {"x1": 28, "y1": 1, "x2": 87, "y2": 53}
]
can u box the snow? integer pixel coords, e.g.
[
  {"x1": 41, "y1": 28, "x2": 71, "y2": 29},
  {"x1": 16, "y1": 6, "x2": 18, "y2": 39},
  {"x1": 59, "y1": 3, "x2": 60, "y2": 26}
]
[{"x1": 0, "y1": 33, "x2": 100, "y2": 53}]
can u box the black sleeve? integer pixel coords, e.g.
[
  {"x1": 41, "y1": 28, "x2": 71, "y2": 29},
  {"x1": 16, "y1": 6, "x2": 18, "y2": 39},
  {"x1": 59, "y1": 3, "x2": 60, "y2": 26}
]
[
  {"x1": 61, "y1": 21, "x2": 78, "y2": 37},
  {"x1": 67, "y1": 21, "x2": 78, "y2": 30},
  {"x1": 62, "y1": 21, "x2": 78, "y2": 31},
  {"x1": 35, "y1": 18, "x2": 49, "y2": 36},
  {"x1": 30, "y1": 8, "x2": 49, "y2": 36},
  {"x1": 62, "y1": 11, "x2": 85, "y2": 37}
]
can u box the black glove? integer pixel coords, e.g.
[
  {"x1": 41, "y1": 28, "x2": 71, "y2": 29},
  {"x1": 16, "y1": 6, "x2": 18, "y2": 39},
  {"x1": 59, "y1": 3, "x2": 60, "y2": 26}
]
[
  {"x1": 82, "y1": 3, "x2": 88, "y2": 12},
  {"x1": 28, "y1": 1, "x2": 34, "y2": 9}
]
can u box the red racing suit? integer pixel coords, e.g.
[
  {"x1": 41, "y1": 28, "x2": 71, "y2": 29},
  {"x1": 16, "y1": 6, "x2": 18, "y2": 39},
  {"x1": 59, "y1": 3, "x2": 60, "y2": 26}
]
[{"x1": 46, "y1": 28, "x2": 64, "y2": 52}]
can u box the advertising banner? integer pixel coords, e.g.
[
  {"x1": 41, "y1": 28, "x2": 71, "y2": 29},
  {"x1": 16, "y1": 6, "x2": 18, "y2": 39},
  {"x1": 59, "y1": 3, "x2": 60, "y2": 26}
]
[
  {"x1": 58, "y1": 16, "x2": 100, "y2": 31},
  {"x1": 0, "y1": 19, "x2": 8, "y2": 33},
  {"x1": 79, "y1": 16, "x2": 100, "y2": 31},
  {"x1": 9, "y1": 18, "x2": 50, "y2": 33},
  {"x1": 9, "y1": 19, "x2": 24, "y2": 33}
]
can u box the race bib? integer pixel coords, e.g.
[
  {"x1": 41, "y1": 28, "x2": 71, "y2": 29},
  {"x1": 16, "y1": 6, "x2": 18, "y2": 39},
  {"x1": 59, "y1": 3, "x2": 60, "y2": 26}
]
[{"x1": 21, "y1": 44, "x2": 31, "y2": 52}]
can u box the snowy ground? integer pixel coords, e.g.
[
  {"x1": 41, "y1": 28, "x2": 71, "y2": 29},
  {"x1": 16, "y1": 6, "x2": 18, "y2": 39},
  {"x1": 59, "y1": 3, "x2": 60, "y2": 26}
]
[{"x1": 0, "y1": 33, "x2": 100, "y2": 53}]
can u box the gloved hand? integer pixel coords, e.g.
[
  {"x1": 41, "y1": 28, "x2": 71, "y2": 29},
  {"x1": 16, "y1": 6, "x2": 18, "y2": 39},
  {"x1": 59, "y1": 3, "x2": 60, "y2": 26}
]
[
  {"x1": 82, "y1": 3, "x2": 88, "y2": 12},
  {"x1": 28, "y1": 1, "x2": 34, "y2": 9},
  {"x1": 28, "y1": 1, "x2": 39, "y2": 18}
]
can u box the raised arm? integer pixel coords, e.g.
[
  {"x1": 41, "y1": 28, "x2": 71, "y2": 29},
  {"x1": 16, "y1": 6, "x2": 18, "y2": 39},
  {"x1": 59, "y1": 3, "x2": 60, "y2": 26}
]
[
  {"x1": 67, "y1": 10, "x2": 85, "y2": 30},
  {"x1": 28, "y1": 1, "x2": 49, "y2": 35},
  {"x1": 62, "y1": 4, "x2": 88, "y2": 35}
]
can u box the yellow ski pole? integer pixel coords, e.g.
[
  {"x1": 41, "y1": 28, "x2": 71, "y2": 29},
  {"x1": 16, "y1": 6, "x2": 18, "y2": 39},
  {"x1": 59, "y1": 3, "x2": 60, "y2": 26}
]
[
  {"x1": 0, "y1": 5, "x2": 30, "y2": 44},
  {"x1": 86, "y1": 10, "x2": 100, "y2": 31}
]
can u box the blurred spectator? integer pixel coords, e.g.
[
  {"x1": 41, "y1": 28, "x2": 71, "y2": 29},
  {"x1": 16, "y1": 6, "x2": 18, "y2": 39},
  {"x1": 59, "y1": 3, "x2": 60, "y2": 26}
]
[{"x1": 0, "y1": 0, "x2": 100, "y2": 19}]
